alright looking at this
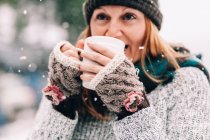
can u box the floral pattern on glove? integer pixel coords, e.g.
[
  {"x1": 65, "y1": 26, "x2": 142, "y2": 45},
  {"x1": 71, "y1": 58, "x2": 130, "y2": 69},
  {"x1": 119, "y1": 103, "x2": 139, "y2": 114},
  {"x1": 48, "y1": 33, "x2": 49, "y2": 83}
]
[
  {"x1": 43, "y1": 84, "x2": 66, "y2": 105},
  {"x1": 123, "y1": 92, "x2": 144, "y2": 112}
]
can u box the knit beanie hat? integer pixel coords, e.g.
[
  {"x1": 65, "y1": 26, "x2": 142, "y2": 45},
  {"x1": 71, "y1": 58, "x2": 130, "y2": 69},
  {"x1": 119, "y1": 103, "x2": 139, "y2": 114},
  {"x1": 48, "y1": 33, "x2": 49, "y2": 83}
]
[{"x1": 83, "y1": 0, "x2": 163, "y2": 30}]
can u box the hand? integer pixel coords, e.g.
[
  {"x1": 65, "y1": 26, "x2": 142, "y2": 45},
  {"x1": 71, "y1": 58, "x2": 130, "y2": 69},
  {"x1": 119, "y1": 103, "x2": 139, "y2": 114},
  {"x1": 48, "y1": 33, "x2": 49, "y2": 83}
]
[
  {"x1": 45, "y1": 40, "x2": 85, "y2": 101},
  {"x1": 79, "y1": 42, "x2": 149, "y2": 115},
  {"x1": 79, "y1": 42, "x2": 116, "y2": 81},
  {"x1": 43, "y1": 40, "x2": 86, "y2": 118},
  {"x1": 60, "y1": 40, "x2": 84, "y2": 67}
]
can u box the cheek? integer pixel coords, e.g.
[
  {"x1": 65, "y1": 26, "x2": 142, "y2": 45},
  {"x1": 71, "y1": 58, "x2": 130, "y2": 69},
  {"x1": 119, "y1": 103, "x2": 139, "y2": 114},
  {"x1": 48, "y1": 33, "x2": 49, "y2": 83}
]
[
  {"x1": 138, "y1": 26, "x2": 146, "y2": 44},
  {"x1": 90, "y1": 21, "x2": 106, "y2": 36},
  {"x1": 127, "y1": 26, "x2": 145, "y2": 46},
  {"x1": 135, "y1": 24, "x2": 146, "y2": 42}
]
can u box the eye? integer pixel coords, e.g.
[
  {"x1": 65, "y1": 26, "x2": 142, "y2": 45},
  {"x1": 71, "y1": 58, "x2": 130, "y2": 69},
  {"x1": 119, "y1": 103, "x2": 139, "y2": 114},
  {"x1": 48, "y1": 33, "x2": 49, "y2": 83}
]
[
  {"x1": 96, "y1": 13, "x2": 109, "y2": 20},
  {"x1": 122, "y1": 13, "x2": 136, "y2": 20}
]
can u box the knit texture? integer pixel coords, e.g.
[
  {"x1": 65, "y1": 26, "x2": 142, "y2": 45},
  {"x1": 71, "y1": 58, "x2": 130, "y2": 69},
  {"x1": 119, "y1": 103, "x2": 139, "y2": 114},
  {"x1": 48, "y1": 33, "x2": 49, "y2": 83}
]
[
  {"x1": 48, "y1": 41, "x2": 82, "y2": 97},
  {"x1": 113, "y1": 67, "x2": 210, "y2": 139},
  {"x1": 28, "y1": 67, "x2": 210, "y2": 140},
  {"x1": 84, "y1": 54, "x2": 126, "y2": 90},
  {"x1": 46, "y1": 41, "x2": 82, "y2": 118},
  {"x1": 83, "y1": 0, "x2": 163, "y2": 30},
  {"x1": 27, "y1": 97, "x2": 78, "y2": 140},
  {"x1": 72, "y1": 112, "x2": 117, "y2": 140},
  {"x1": 95, "y1": 54, "x2": 147, "y2": 113}
]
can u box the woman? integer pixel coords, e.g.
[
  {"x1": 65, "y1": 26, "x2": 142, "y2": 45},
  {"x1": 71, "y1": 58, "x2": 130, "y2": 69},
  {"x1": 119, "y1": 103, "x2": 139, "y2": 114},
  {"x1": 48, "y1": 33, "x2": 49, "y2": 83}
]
[{"x1": 28, "y1": 0, "x2": 210, "y2": 139}]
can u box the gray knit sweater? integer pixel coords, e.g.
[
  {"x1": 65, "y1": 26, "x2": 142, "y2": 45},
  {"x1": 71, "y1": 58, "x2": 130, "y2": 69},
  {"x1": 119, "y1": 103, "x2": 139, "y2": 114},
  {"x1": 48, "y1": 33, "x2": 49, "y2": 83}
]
[{"x1": 28, "y1": 42, "x2": 210, "y2": 140}]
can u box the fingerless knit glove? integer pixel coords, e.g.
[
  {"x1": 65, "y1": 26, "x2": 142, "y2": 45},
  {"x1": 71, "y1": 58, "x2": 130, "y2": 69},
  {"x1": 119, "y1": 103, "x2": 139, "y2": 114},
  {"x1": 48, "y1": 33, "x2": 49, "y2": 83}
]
[
  {"x1": 87, "y1": 54, "x2": 149, "y2": 118},
  {"x1": 43, "y1": 41, "x2": 82, "y2": 119}
]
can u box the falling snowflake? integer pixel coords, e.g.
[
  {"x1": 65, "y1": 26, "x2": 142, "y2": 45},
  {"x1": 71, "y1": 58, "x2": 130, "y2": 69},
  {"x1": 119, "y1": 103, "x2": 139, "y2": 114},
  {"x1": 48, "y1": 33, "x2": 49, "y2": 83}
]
[
  {"x1": 19, "y1": 56, "x2": 27, "y2": 60},
  {"x1": 28, "y1": 63, "x2": 38, "y2": 72},
  {"x1": 62, "y1": 22, "x2": 69, "y2": 29},
  {"x1": 23, "y1": 10, "x2": 27, "y2": 15}
]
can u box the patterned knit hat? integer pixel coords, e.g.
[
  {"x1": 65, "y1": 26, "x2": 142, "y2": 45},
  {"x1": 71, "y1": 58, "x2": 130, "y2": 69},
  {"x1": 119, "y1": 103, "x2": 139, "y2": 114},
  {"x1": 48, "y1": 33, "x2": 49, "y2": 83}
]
[{"x1": 83, "y1": 0, "x2": 163, "y2": 30}]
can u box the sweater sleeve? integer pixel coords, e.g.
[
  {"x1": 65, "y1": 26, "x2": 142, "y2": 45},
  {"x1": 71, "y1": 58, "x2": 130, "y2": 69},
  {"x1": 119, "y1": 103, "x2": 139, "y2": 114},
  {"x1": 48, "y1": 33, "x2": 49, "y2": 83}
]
[
  {"x1": 113, "y1": 106, "x2": 165, "y2": 140},
  {"x1": 27, "y1": 96, "x2": 78, "y2": 140},
  {"x1": 113, "y1": 67, "x2": 210, "y2": 140}
]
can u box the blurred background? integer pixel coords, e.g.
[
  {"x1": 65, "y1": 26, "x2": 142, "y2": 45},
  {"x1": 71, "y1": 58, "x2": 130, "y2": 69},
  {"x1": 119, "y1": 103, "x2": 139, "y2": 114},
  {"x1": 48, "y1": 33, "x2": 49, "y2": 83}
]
[{"x1": 0, "y1": 0, "x2": 209, "y2": 139}]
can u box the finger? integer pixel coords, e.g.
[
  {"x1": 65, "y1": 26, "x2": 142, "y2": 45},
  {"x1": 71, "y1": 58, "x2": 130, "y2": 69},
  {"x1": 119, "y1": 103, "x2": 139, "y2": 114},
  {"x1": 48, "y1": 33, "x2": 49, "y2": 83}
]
[
  {"x1": 60, "y1": 42, "x2": 74, "y2": 52},
  {"x1": 63, "y1": 51, "x2": 81, "y2": 67},
  {"x1": 76, "y1": 39, "x2": 84, "y2": 50},
  {"x1": 80, "y1": 51, "x2": 111, "y2": 66},
  {"x1": 75, "y1": 40, "x2": 85, "y2": 60},
  {"x1": 87, "y1": 42, "x2": 116, "y2": 59},
  {"x1": 79, "y1": 63, "x2": 104, "y2": 74},
  {"x1": 63, "y1": 50, "x2": 80, "y2": 59},
  {"x1": 80, "y1": 72, "x2": 96, "y2": 82}
]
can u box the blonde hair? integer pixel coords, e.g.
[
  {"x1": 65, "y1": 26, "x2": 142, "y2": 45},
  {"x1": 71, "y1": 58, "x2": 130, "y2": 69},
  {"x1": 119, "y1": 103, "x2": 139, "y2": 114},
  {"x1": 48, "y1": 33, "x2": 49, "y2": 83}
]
[
  {"x1": 77, "y1": 17, "x2": 186, "y2": 120},
  {"x1": 140, "y1": 17, "x2": 184, "y2": 83}
]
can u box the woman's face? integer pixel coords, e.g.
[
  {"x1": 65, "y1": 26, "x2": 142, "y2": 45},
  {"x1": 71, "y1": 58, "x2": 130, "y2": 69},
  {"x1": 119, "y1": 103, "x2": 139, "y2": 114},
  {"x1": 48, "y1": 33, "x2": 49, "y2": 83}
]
[{"x1": 90, "y1": 5, "x2": 146, "y2": 62}]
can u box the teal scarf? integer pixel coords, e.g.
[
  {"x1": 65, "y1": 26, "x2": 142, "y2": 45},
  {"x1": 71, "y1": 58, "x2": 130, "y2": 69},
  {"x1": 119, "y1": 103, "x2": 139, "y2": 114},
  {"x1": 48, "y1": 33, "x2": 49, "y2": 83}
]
[{"x1": 134, "y1": 54, "x2": 209, "y2": 93}]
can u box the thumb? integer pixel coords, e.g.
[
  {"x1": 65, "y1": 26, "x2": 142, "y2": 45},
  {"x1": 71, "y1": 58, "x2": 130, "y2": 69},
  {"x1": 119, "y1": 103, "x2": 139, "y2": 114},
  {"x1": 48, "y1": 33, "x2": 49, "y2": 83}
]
[{"x1": 76, "y1": 39, "x2": 84, "y2": 50}]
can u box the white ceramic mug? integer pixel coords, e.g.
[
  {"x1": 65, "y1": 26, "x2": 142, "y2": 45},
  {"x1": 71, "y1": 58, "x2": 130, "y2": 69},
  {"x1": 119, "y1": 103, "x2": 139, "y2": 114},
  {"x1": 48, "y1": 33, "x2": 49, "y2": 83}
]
[{"x1": 82, "y1": 36, "x2": 125, "y2": 89}]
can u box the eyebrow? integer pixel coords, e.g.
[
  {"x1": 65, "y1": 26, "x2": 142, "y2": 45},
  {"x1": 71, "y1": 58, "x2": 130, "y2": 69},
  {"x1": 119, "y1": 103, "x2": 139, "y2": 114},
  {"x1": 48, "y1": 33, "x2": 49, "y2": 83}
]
[
  {"x1": 97, "y1": 6, "x2": 130, "y2": 13},
  {"x1": 95, "y1": 7, "x2": 106, "y2": 12}
]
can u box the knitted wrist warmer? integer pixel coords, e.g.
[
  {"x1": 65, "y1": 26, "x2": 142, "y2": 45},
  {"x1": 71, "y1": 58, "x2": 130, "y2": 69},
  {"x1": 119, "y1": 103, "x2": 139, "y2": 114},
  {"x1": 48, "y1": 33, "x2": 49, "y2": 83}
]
[
  {"x1": 43, "y1": 41, "x2": 82, "y2": 118},
  {"x1": 48, "y1": 41, "x2": 82, "y2": 97},
  {"x1": 92, "y1": 54, "x2": 149, "y2": 115}
]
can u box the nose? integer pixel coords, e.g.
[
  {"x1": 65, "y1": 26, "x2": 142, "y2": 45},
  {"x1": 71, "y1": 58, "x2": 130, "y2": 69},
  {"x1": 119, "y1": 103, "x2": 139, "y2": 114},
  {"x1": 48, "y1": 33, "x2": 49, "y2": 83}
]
[{"x1": 105, "y1": 20, "x2": 123, "y2": 38}]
